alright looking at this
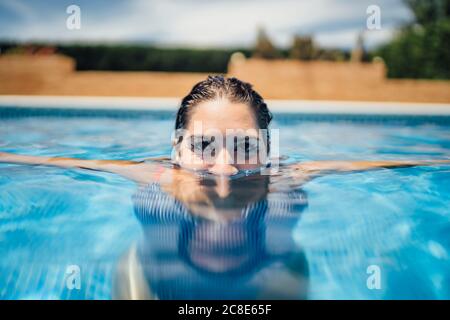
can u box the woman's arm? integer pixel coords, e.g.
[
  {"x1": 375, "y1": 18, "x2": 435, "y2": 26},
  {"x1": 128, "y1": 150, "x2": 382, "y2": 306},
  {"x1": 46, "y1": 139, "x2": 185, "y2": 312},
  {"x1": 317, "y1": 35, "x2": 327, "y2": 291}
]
[
  {"x1": 0, "y1": 151, "x2": 158, "y2": 184},
  {"x1": 292, "y1": 159, "x2": 450, "y2": 176}
]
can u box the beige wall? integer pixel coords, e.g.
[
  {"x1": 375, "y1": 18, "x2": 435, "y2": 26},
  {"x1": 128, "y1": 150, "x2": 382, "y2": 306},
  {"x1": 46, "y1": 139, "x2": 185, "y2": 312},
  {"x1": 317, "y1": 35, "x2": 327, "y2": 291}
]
[
  {"x1": 228, "y1": 58, "x2": 450, "y2": 103},
  {"x1": 0, "y1": 54, "x2": 208, "y2": 97},
  {"x1": 1, "y1": 54, "x2": 449, "y2": 103}
]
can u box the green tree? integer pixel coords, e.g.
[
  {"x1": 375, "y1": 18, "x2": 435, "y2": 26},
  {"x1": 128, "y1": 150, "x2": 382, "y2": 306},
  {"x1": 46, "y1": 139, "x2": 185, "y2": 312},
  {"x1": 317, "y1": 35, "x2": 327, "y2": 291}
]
[
  {"x1": 252, "y1": 27, "x2": 281, "y2": 59},
  {"x1": 289, "y1": 35, "x2": 316, "y2": 60},
  {"x1": 377, "y1": 0, "x2": 450, "y2": 79}
]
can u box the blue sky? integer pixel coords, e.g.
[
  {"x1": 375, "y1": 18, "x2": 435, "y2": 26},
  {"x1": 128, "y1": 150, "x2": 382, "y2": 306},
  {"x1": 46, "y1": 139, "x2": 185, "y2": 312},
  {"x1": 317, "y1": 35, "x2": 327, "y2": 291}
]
[{"x1": 0, "y1": 0, "x2": 413, "y2": 49}]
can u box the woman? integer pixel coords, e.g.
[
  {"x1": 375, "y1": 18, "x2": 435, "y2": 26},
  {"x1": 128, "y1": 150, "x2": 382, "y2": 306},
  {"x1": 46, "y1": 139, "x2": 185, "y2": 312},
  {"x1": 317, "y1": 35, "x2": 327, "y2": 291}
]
[
  {"x1": 1, "y1": 76, "x2": 449, "y2": 299},
  {"x1": 1, "y1": 75, "x2": 446, "y2": 187}
]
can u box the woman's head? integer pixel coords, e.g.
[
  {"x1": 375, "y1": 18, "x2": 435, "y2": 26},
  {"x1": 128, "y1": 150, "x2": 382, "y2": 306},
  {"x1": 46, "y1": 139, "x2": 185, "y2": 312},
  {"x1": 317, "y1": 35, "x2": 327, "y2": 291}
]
[{"x1": 173, "y1": 75, "x2": 273, "y2": 175}]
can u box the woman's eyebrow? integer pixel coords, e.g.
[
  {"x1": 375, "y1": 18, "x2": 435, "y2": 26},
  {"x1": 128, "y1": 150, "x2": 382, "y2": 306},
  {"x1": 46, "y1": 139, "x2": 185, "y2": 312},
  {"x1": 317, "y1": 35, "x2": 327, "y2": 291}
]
[
  {"x1": 226, "y1": 132, "x2": 259, "y2": 138},
  {"x1": 231, "y1": 135, "x2": 260, "y2": 141},
  {"x1": 190, "y1": 134, "x2": 260, "y2": 141},
  {"x1": 190, "y1": 135, "x2": 215, "y2": 142}
]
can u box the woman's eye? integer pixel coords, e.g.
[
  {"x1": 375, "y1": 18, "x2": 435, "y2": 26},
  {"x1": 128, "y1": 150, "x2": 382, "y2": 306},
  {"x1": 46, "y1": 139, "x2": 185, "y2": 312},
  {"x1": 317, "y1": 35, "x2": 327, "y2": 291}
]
[
  {"x1": 191, "y1": 142, "x2": 207, "y2": 152},
  {"x1": 235, "y1": 138, "x2": 258, "y2": 155},
  {"x1": 190, "y1": 137, "x2": 213, "y2": 155},
  {"x1": 245, "y1": 142, "x2": 257, "y2": 154},
  {"x1": 201, "y1": 141, "x2": 211, "y2": 151}
]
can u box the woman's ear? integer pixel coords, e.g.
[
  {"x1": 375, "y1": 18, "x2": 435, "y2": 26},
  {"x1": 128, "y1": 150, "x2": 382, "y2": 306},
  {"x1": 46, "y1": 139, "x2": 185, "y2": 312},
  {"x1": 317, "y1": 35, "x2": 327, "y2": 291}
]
[{"x1": 171, "y1": 137, "x2": 182, "y2": 163}]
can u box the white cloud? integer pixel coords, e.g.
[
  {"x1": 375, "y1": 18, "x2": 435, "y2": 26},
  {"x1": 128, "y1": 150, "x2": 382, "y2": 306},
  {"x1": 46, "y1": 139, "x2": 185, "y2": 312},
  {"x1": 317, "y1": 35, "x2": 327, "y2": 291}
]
[
  {"x1": 315, "y1": 27, "x2": 398, "y2": 49},
  {"x1": 0, "y1": 0, "x2": 411, "y2": 49}
]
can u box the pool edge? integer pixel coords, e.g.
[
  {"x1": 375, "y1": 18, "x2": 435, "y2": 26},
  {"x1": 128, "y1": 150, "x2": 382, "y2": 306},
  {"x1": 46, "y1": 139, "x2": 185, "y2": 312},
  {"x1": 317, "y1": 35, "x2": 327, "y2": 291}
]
[{"x1": 1, "y1": 95, "x2": 450, "y2": 115}]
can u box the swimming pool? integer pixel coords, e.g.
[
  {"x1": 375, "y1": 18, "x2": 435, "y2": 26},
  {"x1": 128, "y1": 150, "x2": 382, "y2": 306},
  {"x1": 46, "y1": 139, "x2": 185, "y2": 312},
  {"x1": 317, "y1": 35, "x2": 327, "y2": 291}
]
[{"x1": 1, "y1": 104, "x2": 450, "y2": 299}]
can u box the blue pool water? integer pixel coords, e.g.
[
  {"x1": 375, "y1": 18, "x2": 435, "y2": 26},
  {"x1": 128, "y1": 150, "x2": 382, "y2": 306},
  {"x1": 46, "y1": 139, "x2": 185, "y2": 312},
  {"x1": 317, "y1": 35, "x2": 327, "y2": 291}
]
[{"x1": 0, "y1": 107, "x2": 449, "y2": 299}]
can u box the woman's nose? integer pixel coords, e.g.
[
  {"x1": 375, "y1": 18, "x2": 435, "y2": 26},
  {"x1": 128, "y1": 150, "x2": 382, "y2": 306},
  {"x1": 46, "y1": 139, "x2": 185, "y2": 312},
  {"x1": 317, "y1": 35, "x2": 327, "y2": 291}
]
[
  {"x1": 208, "y1": 148, "x2": 238, "y2": 176},
  {"x1": 208, "y1": 163, "x2": 238, "y2": 176}
]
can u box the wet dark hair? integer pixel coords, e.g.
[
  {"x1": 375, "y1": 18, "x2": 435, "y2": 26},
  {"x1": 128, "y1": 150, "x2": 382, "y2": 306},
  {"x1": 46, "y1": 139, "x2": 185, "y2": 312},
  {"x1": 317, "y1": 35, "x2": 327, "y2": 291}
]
[{"x1": 175, "y1": 75, "x2": 273, "y2": 151}]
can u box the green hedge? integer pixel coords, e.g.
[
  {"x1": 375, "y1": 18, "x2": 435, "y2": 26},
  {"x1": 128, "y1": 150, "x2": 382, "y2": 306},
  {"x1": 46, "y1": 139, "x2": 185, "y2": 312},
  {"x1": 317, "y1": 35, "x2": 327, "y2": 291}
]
[{"x1": 58, "y1": 45, "x2": 252, "y2": 73}]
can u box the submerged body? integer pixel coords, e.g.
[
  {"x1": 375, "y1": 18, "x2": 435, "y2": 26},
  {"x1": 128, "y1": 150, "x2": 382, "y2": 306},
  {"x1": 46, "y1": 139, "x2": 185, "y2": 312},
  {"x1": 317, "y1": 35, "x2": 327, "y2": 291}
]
[{"x1": 114, "y1": 179, "x2": 308, "y2": 299}]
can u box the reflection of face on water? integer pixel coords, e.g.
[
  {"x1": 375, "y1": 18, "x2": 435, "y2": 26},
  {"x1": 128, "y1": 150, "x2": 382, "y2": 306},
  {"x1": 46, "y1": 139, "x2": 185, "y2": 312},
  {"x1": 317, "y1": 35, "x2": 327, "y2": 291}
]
[
  {"x1": 198, "y1": 172, "x2": 269, "y2": 209},
  {"x1": 135, "y1": 173, "x2": 309, "y2": 299}
]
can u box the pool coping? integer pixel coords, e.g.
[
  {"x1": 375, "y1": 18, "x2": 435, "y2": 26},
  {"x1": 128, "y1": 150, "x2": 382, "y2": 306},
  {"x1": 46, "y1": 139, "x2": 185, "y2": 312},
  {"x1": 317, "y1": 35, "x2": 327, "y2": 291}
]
[{"x1": 1, "y1": 95, "x2": 450, "y2": 115}]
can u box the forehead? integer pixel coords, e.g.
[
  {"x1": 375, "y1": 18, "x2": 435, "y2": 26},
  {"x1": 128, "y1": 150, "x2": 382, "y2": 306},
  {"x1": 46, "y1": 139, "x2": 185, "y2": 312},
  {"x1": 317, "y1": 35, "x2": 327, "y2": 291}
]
[{"x1": 186, "y1": 99, "x2": 258, "y2": 133}]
